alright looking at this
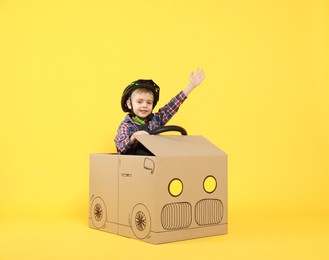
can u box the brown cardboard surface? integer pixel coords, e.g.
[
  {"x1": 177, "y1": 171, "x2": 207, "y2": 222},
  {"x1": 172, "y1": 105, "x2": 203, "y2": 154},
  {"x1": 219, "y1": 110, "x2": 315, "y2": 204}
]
[
  {"x1": 135, "y1": 135, "x2": 224, "y2": 156},
  {"x1": 89, "y1": 135, "x2": 227, "y2": 244},
  {"x1": 89, "y1": 154, "x2": 119, "y2": 234}
]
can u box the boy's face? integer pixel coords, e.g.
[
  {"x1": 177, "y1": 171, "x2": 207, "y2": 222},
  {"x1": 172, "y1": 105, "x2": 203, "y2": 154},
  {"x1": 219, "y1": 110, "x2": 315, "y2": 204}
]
[{"x1": 126, "y1": 90, "x2": 154, "y2": 119}]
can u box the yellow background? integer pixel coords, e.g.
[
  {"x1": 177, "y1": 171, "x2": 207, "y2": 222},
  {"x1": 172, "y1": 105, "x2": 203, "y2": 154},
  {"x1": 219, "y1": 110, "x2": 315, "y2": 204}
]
[{"x1": 1, "y1": 0, "x2": 328, "y2": 259}]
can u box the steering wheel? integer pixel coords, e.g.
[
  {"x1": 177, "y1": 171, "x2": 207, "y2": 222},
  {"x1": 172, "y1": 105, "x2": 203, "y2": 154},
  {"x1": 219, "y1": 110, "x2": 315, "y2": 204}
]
[
  {"x1": 148, "y1": 125, "x2": 187, "y2": 135},
  {"x1": 129, "y1": 125, "x2": 187, "y2": 155}
]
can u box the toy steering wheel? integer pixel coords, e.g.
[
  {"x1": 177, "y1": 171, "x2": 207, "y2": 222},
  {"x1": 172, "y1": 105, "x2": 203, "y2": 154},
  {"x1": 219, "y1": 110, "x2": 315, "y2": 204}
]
[
  {"x1": 148, "y1": 125, "x2": 187, "y2": 136},
  {"x1": 129, "y1": 125, "x2": 187, "y2": 155}
]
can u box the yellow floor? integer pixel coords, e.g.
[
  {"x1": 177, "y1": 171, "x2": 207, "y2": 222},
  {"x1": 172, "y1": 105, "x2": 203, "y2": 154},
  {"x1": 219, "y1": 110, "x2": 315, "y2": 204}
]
[{"x1": 1, "y1": 213, "x2": 328, "y2": 260}]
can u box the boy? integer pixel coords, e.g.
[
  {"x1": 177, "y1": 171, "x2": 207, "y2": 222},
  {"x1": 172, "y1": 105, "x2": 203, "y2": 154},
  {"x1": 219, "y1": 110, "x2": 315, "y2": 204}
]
[{"x1": 115, "y1": 68, "x2": 205, "y2": 154}]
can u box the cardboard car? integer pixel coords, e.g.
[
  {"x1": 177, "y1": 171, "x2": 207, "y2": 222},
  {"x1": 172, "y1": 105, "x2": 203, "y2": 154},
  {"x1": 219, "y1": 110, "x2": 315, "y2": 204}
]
[{"x1": 89, "y1": 129, "x2": 227, "y2": 244}]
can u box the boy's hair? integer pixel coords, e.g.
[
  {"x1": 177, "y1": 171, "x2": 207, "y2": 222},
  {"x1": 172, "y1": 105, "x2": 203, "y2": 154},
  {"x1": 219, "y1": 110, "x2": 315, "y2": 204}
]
[
  {"x1": 121, "y1": 79, "x2": 160, "y2": 112},
  {"x1": 131, "y1": 87, "x2": 154, "y2": 98}
]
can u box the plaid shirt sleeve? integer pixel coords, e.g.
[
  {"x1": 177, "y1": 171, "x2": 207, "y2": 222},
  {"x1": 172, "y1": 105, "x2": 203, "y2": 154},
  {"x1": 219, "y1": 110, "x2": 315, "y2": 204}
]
[
  {"x1": 151, "y1": 91, "x2": 187, "y2": 128},
  {"x1": 114, "y1": 116, "x2": 137, "y2": 154}
]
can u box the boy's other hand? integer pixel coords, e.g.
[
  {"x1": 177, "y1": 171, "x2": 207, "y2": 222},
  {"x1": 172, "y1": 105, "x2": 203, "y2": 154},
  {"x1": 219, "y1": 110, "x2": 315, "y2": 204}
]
[{"x1": 130, "y1": 130, "x2": 150, "y2": 143}]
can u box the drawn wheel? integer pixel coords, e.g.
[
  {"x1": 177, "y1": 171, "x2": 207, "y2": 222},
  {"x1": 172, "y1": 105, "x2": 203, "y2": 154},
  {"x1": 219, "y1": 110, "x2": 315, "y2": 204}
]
[
  {"x1": 90, "y1": 197, "x2": 107, "y2": 229},
  {"x1": 131, "y1": 204, "x2": 151, "y2": 239}
]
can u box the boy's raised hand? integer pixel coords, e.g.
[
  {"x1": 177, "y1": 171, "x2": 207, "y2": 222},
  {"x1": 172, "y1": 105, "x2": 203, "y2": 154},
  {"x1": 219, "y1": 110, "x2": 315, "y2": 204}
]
[
  {"x1": 190, "y1": 68, "x2": 205, "y2": 88},
  {"x1": 183, "y1": 68, "x2": 205, "y2": 96}
]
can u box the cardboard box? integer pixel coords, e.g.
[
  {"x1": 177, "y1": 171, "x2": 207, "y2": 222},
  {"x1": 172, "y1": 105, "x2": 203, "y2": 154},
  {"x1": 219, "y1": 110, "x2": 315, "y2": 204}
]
[{"x1": 89, "y1": 135, "x2": 227, "y2": 244}]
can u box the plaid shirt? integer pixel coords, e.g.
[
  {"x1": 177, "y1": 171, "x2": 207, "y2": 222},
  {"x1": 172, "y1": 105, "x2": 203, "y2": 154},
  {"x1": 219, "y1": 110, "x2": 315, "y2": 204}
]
[{"x1": 114, "y1": 91, "x2": 187, "y2": 154}]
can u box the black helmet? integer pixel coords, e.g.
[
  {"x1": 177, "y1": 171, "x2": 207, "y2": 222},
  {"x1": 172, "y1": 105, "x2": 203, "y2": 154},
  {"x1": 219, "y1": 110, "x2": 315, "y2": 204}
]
[{"x1": 121, "y1": 79, "x2": 160, "y2": 112}]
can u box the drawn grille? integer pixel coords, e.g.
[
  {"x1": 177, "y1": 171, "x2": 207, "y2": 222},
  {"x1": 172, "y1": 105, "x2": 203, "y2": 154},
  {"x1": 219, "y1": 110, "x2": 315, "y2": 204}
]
[
  {"x1": 161, "y1": 202, "x2": 192, "y2": 230},
  {"x1": 195, "y1": 199, "x2": 223, "y2": 226}
]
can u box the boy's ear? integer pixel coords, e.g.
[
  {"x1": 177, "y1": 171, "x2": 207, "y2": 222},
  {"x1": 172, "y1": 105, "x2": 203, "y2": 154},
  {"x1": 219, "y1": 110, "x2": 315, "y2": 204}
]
[{"x1": 126, "y1": 99, "x2": 132, "y2": 109}]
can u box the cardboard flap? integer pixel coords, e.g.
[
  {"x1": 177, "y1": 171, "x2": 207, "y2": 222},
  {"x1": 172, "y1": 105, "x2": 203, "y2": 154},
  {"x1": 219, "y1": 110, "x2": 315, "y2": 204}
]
[{"x1": 135, "y1": 135, "x2": 225, "y2": 156}]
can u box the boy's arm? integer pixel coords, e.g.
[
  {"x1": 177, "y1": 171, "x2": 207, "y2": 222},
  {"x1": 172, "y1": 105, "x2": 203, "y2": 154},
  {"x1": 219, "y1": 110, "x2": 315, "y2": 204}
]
[
  {"x1": 152, "y1": 91, "x2": 187, "y2": 127},
  {"x1": 152, "y1": 68, "x2": 205, "y2": 127},
  {"x1": 183, "y1": 68, "x2": 205, "y2": 96},
  {"x1": 115, "y1": 122, "x2": 150, "y2": 153},
  {"x1": 114, "y1": 123, "x2": 134, "y2": 154}
]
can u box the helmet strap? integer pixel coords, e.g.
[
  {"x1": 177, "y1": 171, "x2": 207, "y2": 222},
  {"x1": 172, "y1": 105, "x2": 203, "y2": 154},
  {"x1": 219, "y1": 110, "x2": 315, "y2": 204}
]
[
  {"x1": 128, "y1": 96, "x2": 135, "y2": 116},
  {"x1": 129, "y1": 97, "x2": 146, "y2": 125}
]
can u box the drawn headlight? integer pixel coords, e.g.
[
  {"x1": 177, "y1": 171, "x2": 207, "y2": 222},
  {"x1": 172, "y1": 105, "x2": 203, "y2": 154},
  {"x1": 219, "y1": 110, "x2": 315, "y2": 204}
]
[
  {"x1": 203, "y1": 175, "x2": 217, "y2": 193},
  {"x1": 168, "y1": 178, "x2": 183, "y2": 197}
]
